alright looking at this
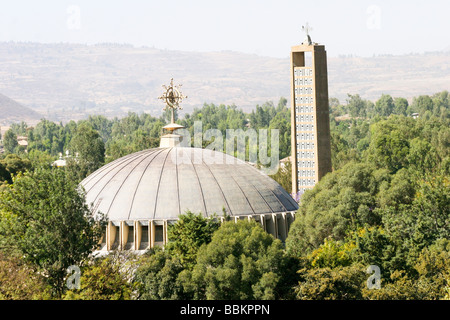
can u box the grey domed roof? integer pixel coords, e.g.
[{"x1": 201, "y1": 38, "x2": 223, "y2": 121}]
[{"x1": 81, "y1": 147, "x2": 298, "y2": 221}]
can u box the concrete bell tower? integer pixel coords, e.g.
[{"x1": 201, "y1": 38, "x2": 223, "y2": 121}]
[{"x1": 290, "y1": 25, "x2": 332, "y2": 198}]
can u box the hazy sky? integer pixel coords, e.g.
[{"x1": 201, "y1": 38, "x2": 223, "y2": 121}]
[{"x1": 1, "y1": 0, "x2": 449, "y2": 58}]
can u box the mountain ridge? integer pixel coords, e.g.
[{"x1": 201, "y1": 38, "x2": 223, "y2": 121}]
[
  {"x1": 0, "y1": 42, "x2": 448, "y2": 123},
  {"x1": 0, "y1": 92, "x2": 42, "y2": 125}
]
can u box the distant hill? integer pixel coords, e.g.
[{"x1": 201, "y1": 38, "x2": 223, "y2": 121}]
[
  {"x1": 0, "y1": 42, "x2": 448, "y2": 123},
  {"x1": 0, "y1": 92, "x2": 42, "y2": 125}
]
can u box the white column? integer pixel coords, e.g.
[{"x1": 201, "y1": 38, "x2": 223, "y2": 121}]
[
  {"x1": 120, "y1": 221, "x2": 128, "y2": 250},
  {"x1": 106, "y1": 221, "x2": 115, "y2": 251},
  {"x1": 279, "y1": 213, "x2": 287, "y2": 241},
  {"x1": 163, "y1": 220, "x2": 168, "y2": 245},
  {"x1": 260, "y1": 214, "x2": 266, "y2": 231},
  {"x1": 271, "y1": 214, "x2": 278, "y2": 239},
  {"x1": 150, "y1": 220, "x2": 155, "y2": 248},
  {"x1": 135, "y1": 221, "x2": 142, "y2": 250}
]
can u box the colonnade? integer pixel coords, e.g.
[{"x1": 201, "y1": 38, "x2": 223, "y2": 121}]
[{"x1": 99, "y1": 212, "x2": 297, "y2": 251}]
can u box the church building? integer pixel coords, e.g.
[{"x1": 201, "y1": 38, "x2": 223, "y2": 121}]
[{"x1": 81, "y1": 79, "x2": 299, "y2": 252}]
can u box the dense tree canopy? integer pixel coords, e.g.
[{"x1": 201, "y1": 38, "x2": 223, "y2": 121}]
[
  {"x1": 134, "y1": 211, "x2": 220, "y2": 300},
  {"x1": 286, "y1": 91, "x2": 449, "y2": 300},
  {"x1": 63, "y1": 252, "x2": 135, "y2": 300},
  {"x1": 0, "y1": 167, "x2": 106, "y2": 297},
  {"x1": 0, "y1": 90, "x2": 448, "y2": 300},
  {"x1": 180, "y1": 220, "x2": 297, "y2": 300},
  {"x1": 66, "y1": 122, "x2": 106, "y2": 182}
]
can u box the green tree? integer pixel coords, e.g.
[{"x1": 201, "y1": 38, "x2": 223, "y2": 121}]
[
  {"x1": 345, "y1": 226, "x2": 401, "y2": 278},
  {"x1": 375, "y1": 94, "x2": 395, "y2": 117},
  {"x1": 134, "y1": 248, "x2": 186, "y2": 300},
  {"x1": 381, "y1": 174, "x2": 449, "y2": 268},
  {"x1": 26, "y1": 149, "x2": 56, "y2": 169},
  {"x1": 9, "y1": 121, "x2": 28, "y2": 136},
  {"x1": 67, "y1": 122, "x2": 105, "y2": 181},
  {"x1": 134, "y1": 212, "x2": 220, "y2": 300},
  {"x1": 85, "y1": 115, "x2": 114, "y2": 142},
  {"x1": 376, "y1": 168, "x2": 415, "y2": 209},
  {"x1": 285, "y1": 162, "x2": 387, "y2": 257},
  {"x1": 269, "y1": 111, "x2": 291, "y2": 160},
  {"x1": 362, "y1": 239, "x2": 450, "y2": 300},
  {"x1": 307, "y1": 237, "x2": 354, "y2": 269},
  {"x1": 411, "y1": 239, "x2": 450, "y2": 299},
  {"x1": 63, "y1": 253, "x2": 134, "y2": 300},
  {"x1": 365, "y1": 116, "x2": 414, "y2": 173},
  {"x1": 0, "y1": 163, "x2": 8, "y2": 186},
  {"x1": 0, "y1": 154, "x2": 32, "y2": 184},
  {"x1": 406, "y1": 137, "x2": 438, "y2": 173},
  {"x1": 249, "y1": 102, "x2": 276, "y2": 129},
  {"x1": 277, "y1": 97, "x2": 288, "y2": 112},
  {"x1": 0, "y1": 252, "x2": 50, "y2": 299},
  {"x1": 329, "y1": 129, "x2": 360, "y2": 170},
  {"x1": 28, "y1": 119, "x2": 67, "y2": 156},
  {"x1": 166, "y1": 211, "x2": 220, "y2": 269},
  {"x1": 182, "y1": 220, "x2": 297, "y2": 300},
  {"x1": 3, "y1": 129, "x2": 18, "y2": 154},
  {"x1": 346, "y1": 94, "x2": 366, "y2": 118},
  {"x1": 393, "y1": 97, "x2": 409, "y2": 115},
  {"x1": 295, "y1": 264, "x2": 366, "y2": 300},
  {"x1": 0, "y1": 167, "x2": 106, "y2": 297},
  {"x1": 431, "y1": 90, "x2": 449, "y2": 119},
  {"x1": 269, "y1": 159, "x2": 292, "y2": 194},
  {"x1": 411, "y1": 95, "x2": 434, "y2": 115}
]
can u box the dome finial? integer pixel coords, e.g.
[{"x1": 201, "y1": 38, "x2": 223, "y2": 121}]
[
  {"x1": 158, "y1": 79, "x2": 187, "y2": 147},
  {"x1": 158, "y1": 78, "x2": 187, "y2": 127}
]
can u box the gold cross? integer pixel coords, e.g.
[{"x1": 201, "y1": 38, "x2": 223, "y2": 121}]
[{"x1": 158, "y1": 78, "x2": 187, "y2": 123}]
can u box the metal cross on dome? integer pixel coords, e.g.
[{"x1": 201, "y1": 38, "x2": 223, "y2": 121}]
[{"x1": 158, "y1": 78, "x2": 187, "y2": 123}]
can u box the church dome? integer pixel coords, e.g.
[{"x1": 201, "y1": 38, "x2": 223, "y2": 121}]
[
  {"x1": 82, "y1": 78, "x2": 298, "y2": 251},
  {"x1": 81, "y1": 147, "x2": 298, "y2": 221}
]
